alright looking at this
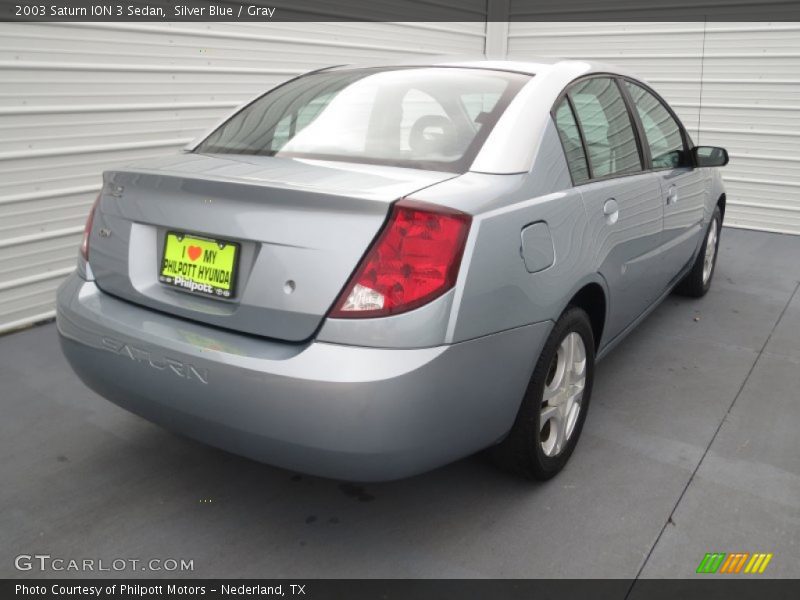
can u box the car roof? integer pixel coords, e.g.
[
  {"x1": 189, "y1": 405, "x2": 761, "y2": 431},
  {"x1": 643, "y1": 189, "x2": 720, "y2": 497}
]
[{"x1": 326, "y1": 57, "x2": 645, "y2": 83}]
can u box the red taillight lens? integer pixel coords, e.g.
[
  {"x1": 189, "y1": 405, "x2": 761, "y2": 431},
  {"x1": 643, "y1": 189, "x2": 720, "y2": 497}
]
[
  {"x1": 80, "y1": 194, "x2": 100, "y2": 261},
  {"x1": 330, "y1": 199, "x2": 472, "y2": 318}
]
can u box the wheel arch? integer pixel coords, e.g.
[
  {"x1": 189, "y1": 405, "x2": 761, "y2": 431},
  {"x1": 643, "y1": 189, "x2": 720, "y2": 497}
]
[
  {"x1": 717, "y1": 192, "x2": 726, "y2": 221},
  {"x1": 565, "y1": 281, "x2": 607, "y2": 351}
]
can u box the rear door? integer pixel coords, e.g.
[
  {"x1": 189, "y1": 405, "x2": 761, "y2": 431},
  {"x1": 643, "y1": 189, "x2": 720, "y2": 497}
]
[
  {"x1": 554, "y1": 77, "x2": 664, "y2": 340},
  {"x1": 623, "y1": 80, "x2": 707, "y2": 288}
]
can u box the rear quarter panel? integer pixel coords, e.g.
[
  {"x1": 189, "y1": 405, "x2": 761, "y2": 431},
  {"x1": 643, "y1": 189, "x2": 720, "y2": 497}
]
[{"x1": 415, "y1": 120, "x2": 603, "y2": 345}]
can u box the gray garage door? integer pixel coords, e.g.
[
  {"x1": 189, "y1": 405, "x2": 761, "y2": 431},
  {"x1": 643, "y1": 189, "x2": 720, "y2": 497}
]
[
  {"x1": 3, "y1": 19, "x2": 798, "y2": 334},
  {"x1": 0, "y1": 20, "x2": 487, "y2": 333},
  {"x1": 506, "y1": 22, "x2": 800, "y2": 236}
]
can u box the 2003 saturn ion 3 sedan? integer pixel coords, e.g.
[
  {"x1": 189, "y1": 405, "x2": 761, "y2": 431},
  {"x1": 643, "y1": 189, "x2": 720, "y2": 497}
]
[{"x1": 57, "y1": 59, "x2": 729, "y2": 481}]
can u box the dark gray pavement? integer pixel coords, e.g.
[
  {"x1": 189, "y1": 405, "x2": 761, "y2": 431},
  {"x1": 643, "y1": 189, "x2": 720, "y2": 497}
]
[{"x1": 1, "y1": 227, "x2": 798, "y2": 581}]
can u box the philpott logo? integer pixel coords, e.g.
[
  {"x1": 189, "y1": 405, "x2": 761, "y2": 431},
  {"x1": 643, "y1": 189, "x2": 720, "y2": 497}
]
[{"x1": 696, "y1": 552, "x2": 773, "y2": 574}]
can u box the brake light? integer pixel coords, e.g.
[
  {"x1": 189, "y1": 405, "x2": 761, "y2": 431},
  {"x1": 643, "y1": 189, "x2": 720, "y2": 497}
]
[
  {"x1": 330, "y1": 199, "x2": 471, "y2": 318},
  {"x1": 80, "y1": 194, "x2": 100, "y2": 261}
]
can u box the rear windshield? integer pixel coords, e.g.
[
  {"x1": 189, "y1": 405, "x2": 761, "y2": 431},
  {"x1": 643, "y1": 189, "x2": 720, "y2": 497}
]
[{"x1": 194, "y1": 67, "x2": 531, "y2": 173}]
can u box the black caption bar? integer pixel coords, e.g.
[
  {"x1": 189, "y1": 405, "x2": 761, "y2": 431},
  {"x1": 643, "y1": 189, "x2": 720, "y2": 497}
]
[
  {"x1": 3, "y1": 0, "x2": 800, "y2": 21},
  {"x1": 5, "y1": 579, "x2": 800, "y2": 600}
]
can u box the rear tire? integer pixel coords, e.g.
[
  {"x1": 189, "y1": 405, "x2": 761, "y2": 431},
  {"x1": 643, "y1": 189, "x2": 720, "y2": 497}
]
[
  {"x1": 674, "y1": 206, "x2": 722, "y2": 298},
  {"x1": 492, "y1": 307, "x2": 595, "y2": 480}
]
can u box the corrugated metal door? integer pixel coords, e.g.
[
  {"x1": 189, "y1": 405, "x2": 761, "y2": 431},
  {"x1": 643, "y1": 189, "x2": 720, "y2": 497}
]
[
  {"x1": 0, "y1": 21, "x2": 487, "y2": 333},
  {"x1": 507, "y1": 22, "x2": 800, "y2": 235}
]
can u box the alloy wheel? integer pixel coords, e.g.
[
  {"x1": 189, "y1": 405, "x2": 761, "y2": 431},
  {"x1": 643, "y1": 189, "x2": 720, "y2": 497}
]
[
  {"x1": 703, "y1": 219, "x2": 719, "y2": 285},
  {"x1": 540, "y1": 332, "x2": 587, "y2": 457}
]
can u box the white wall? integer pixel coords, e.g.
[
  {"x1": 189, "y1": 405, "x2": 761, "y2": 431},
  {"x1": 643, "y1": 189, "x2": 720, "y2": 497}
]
[
  {"x1": 0, "y1": 21, "x2": 487, "y2": 333},
  {"x1": 507, "y1": 22, "x2": 800, "y2": 236},
  {"x1": 2, "y1": 20, "x2": 799, "y2": 334}
]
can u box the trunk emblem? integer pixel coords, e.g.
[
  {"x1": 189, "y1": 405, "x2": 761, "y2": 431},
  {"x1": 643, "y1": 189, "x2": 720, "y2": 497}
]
[{"x1": 101, "y1": 337, "x2": 208, "y2": 384}]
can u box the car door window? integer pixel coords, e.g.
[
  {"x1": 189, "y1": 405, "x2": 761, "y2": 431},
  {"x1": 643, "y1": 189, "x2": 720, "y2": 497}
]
[
  {"x1": 569, "y1": 78, "x2": 642, "y2": 178},
  {"x1": 553, "y1": 99, "x2": 590, "y2": 184},
  {"x1": 625, "y1": 81, "x2": 687, "y2": 169}
]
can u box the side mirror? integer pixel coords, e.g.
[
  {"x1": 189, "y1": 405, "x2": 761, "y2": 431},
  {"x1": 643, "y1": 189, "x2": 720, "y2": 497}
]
[{"x1": 693, "y1": 146, "x2": 729, "y2": 167}]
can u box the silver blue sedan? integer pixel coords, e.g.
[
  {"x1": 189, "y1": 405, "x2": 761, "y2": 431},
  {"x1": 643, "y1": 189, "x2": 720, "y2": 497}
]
[{"x1": 57, "y1": 59, "x2": 728, "y2": 481}]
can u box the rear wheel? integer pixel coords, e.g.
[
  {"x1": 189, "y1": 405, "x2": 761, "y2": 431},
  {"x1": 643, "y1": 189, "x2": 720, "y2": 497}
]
[
  {"x1": 674, "y1": 206, "x2": 722, "y2": 298},
  {"x1": 493, "y1": 307, "x2": 595, "y2": 480}
]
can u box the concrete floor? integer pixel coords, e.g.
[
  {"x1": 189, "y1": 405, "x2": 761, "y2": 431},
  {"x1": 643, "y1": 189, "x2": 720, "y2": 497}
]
[{"x1": 1, "y1": 227, "x2": 799, "y2": 582}]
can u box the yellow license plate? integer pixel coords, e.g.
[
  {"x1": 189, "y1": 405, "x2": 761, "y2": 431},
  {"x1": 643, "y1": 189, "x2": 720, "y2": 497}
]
[{"x1": 159, "y1": 232, "x2": 239, "y2": 298}]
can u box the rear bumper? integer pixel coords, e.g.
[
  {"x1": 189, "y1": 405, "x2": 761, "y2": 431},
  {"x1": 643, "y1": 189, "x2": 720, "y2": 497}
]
[{"x1": 56, "y1": 272, "x2": 551, "y2": 481}]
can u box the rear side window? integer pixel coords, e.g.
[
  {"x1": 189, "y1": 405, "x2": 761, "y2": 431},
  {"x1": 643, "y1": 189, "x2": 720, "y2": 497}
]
[
  {"x1": 553, "y1": 99, "x2": 590, "y2": 184},
  {"x1": 625, "y1": 81, "x2": 687, "y2": 169},
  {"x1": 569, "y1": 77, "x2": 642, "y2": 178}
]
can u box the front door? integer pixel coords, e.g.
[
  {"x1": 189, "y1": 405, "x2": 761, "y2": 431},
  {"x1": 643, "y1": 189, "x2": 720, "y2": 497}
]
[{"x1": 623, "y1": 80, "x2": 707, "y2": 289}]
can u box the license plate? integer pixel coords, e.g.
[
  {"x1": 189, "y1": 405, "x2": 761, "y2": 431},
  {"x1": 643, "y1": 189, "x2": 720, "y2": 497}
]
[{"x1": 159, "y1": 232, "x2": 239, "y2": 299}]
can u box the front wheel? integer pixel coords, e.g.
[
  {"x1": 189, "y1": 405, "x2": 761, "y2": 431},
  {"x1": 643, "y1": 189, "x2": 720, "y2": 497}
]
[
  {"x1": 492, "y1": 307, "x2": 595, "y2": 480},
  {"x1": 674, "y1": 206, "x2": 722, "y2": 298}
]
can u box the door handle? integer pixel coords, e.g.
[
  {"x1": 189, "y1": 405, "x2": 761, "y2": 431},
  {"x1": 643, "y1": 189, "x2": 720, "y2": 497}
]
[
  {"x1": 603, "y1": 198, "x2": 619, "y2": 224},
  {"x1": 666, "y1": 185, "x2": 678, "y2": 205}
]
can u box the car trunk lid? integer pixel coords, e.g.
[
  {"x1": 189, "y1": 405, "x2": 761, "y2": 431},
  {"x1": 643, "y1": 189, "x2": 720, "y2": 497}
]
[{"x1": 88, "y1": 153, "x2": 457, "y2": 341}]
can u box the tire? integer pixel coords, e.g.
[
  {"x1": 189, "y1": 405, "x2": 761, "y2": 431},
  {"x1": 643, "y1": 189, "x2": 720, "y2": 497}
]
[
  {"x1": 492, "y1": 307, "x2": 595, "y2": 480},
  {"x1": 674, "y1": 206, "x2": 722, "y2": 298}
]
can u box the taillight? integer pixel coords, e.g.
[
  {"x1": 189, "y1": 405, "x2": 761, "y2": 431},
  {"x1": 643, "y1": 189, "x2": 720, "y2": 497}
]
[
  {"x1": 80, "y1": 194, "x2": 100, "y2": 261},
  {"x1": 330, "y1": 199, "x2": 471, "y2": 318}
]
